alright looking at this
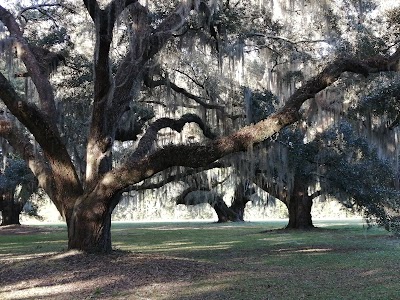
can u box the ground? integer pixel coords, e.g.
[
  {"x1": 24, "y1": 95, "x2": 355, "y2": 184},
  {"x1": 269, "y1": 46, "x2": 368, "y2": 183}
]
[
  {"x1": 1, "y1": 222, "x2": 399, "y2": 300},
  {"x1": 0, "y1": 225, "x2": 225, "y2": 300}
]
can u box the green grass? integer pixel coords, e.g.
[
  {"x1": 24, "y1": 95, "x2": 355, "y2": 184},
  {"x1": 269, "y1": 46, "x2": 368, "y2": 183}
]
[
  {"x1": 112, "y1": 220, "x2": 400, "y2": 299},
  {"x1": 1, "y1": 220, "x2": 400, "y2": 299}
]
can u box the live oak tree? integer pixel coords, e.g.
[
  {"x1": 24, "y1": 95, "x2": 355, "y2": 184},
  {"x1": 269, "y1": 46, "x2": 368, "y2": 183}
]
[
  {"x1": 0, "y1": 0, "x2": 400, "y2": 253},
  {"x1": 245, "y1": 83, "x2": 400, "y2": 229},
  {"x1": 255, "y1": 122, "x2": 400, "y2": 229}
]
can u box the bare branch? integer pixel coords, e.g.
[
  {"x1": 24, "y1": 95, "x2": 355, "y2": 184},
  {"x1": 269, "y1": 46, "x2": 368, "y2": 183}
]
[
  {"x1": 143, "y1": 73, "x2": 225, "y2": 111},
  {"x1": 246, "y1": 33, "x2": 330, "y2": 45},
  {"x1": 17, "y1": 4, "x2": 72, "y2": 27}
]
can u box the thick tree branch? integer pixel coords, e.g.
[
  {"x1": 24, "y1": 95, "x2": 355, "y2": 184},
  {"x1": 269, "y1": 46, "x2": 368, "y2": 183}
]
[
  {"x1": 83, "y1": 0, "x2": 100, "y2": 21},
  {"x1": 0, "y1": 72, "x2": 83, "y2": 209},
  {"x1": 109, "y1": 1, "x2": 203, "y2": 126},
  {"x1": 105, "y1": 0, "x2": 138, "y2": 27},
  {"x1": 85, "y1": 0, "x2": 140, "y2": 186}
]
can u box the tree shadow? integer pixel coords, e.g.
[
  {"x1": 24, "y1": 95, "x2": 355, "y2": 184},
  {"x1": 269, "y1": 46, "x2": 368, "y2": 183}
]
[{"x1": 0, "y1": 249, "x2": 225, "y2": 300}]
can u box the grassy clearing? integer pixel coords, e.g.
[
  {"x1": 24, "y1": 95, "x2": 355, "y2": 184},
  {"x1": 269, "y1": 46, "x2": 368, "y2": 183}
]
[{"x1": 1, "y1": 220, "x2": 399, "y2": 299}]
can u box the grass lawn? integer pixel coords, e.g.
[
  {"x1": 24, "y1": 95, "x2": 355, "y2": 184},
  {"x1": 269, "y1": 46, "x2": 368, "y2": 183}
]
[{"x1": 0, "y1": 220, "x2": 399, "y2": 299}]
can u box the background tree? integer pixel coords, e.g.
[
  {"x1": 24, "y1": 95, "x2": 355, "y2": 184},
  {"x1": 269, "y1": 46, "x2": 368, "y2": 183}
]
[
  {"x1": 250, "y1": 87, "x2": 400, "y2": 229},
  {"x1": 0, "y1": 157, "x2": 38, "y2": 225}
]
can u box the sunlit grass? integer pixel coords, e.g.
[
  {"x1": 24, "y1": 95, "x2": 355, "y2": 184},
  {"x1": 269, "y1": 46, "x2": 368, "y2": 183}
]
[{"x1": 1, "y1": 220, "x2": 399, "y2": 299}]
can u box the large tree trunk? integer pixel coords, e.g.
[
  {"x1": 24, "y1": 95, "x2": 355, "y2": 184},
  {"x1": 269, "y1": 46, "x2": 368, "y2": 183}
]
[
  {"x1": 67, "y1": 193, "x2": 121, "y2": 253},
  {"x1": 67, "y1": 198, "x2": 111, "y2": 253},
  {"x1": 286, "y1": 179, "x2": 314, "y2": 229},
  {"x1": 1, "y1": 190, "x2": 22, "y2": 226}
]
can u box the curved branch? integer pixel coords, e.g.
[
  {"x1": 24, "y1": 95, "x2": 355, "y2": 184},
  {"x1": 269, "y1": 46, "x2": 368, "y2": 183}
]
[
  {"x1": 17, "y1": 4, "x2": 72, "y2": 27},
  {"x1": 125, "y1": 161, "x2": 228, "y2": 192},
  {"x1": 131, "y1": 113, "x2": 217, "y2": 161}
]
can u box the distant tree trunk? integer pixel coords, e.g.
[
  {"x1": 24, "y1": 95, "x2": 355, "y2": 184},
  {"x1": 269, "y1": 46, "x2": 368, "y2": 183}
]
[
  {"x1": 286, "y1": 178, "x2": 314, "y2": 229},
  {"x1": 0, "y1": 190, "x2": 22, "y2": 226},
  {"x1": 213, "y1": 197, "x2": 240, "y2": 222},
  {"x1": 176, "y1": 189, "x2": 243, "y2": 223},
  {"x1": 230, "y1": 181, "x2": 254, "y2": 221}
]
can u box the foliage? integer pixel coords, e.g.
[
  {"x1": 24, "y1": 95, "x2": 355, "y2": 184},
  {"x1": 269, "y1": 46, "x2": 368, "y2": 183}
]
[
  {"x1": 315, "y1": 122, "x2": 400, "y2": 227},
  {"x1": 354, "y1": 74, "x2": 400, "y2": 125},
  {"x1": 248, "y1": 88, "x2": 279, "y2": 123}
]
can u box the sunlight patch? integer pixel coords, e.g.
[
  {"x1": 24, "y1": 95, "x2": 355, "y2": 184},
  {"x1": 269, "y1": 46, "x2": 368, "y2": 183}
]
[
  {"x1": 295, "y1": 248, "x2": 332, "y2": 253},
  {"x1": 0, "y1": 279, "x2": 99, "y2": 300},
  {"x1": 0, "y1": 252, "x2": 57, "y2": 263},
  {"x1": 48, "y1": 250, "x2": 83, "y2": 260}
]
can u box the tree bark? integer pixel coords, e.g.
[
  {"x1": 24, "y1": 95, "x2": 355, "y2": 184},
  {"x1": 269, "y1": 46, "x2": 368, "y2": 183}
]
[{"x1": 67, "y1": 195, "x2": 113, "y2": 253}]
